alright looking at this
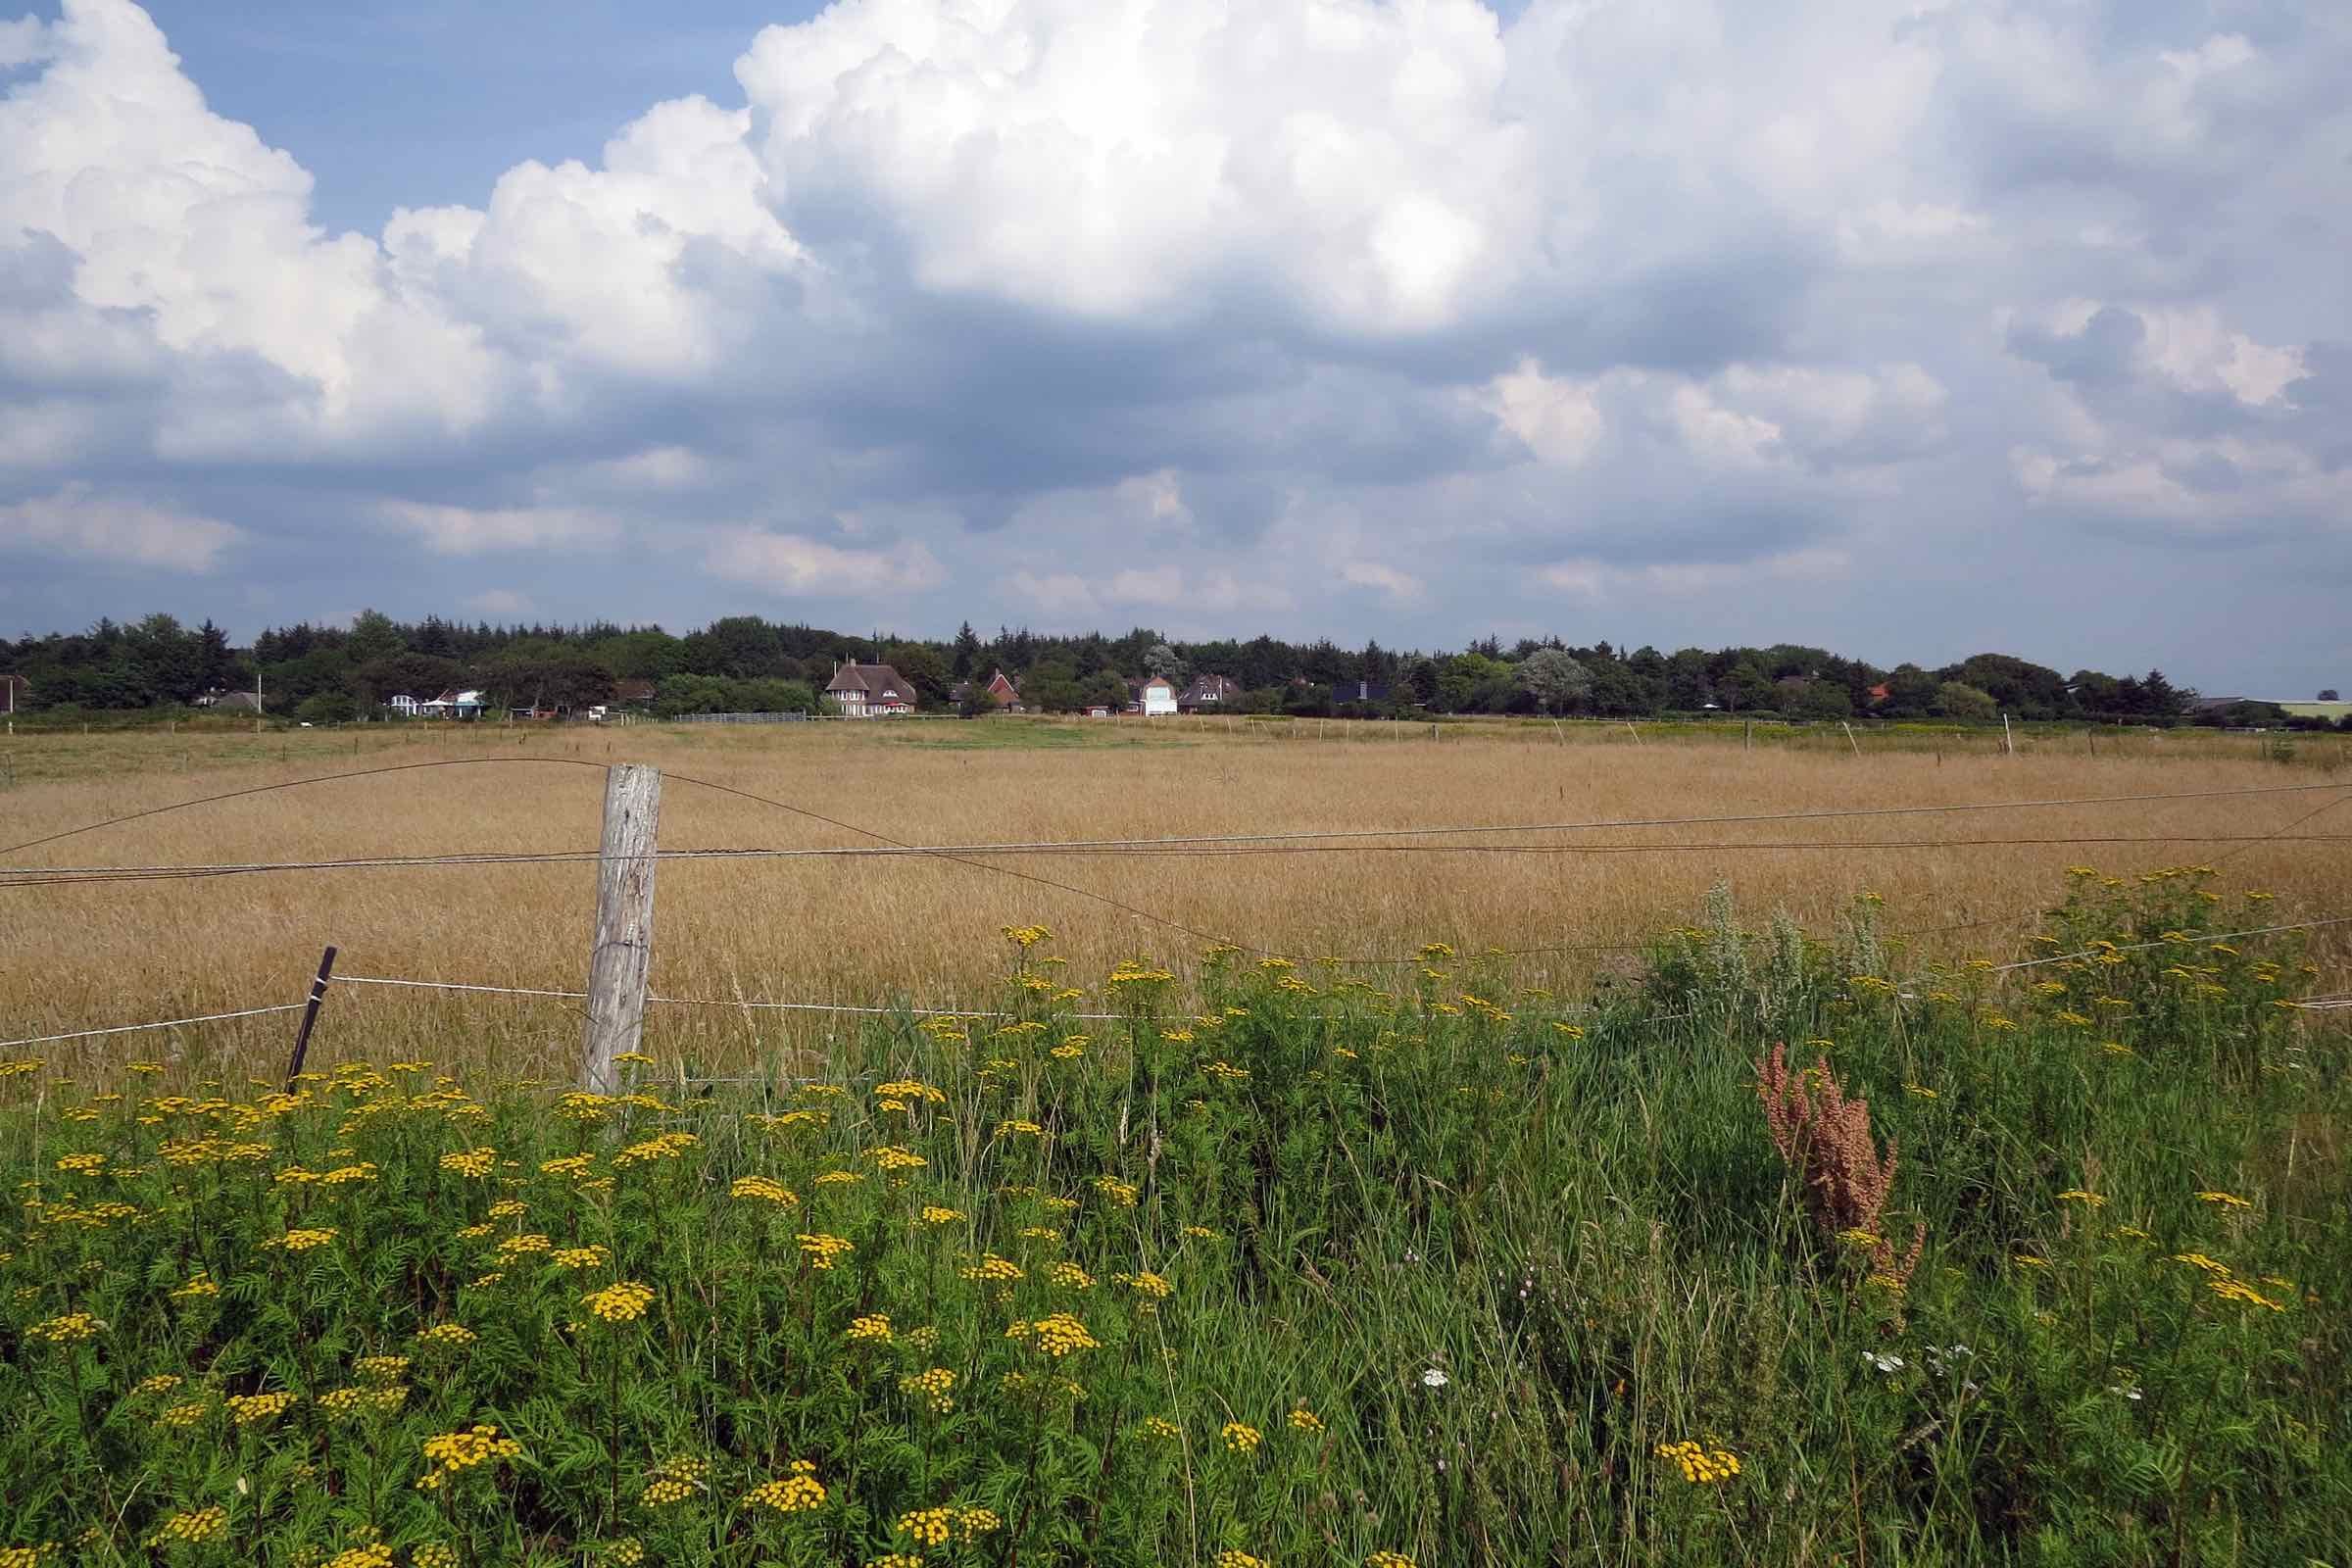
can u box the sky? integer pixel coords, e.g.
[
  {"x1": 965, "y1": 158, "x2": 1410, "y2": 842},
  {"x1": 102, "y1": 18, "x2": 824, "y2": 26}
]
[{"x1": 0, "y1": 0, "x2": 2346, "y2": 696}]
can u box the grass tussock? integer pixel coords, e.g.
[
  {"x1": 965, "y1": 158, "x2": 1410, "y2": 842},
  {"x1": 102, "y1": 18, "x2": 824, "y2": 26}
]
[{"x1": 2, "y1": 868, "x2": 2347, "y2": 1564}]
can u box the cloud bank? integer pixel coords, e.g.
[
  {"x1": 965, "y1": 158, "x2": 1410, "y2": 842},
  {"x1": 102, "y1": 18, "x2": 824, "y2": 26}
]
[{"x1": 2, "y1": 0, "x2": 2346, "y2": 689}]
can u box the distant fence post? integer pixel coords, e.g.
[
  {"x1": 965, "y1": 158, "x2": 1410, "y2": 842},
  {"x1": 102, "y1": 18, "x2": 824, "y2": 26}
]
[
  {"x1": 285, "y1": 945, "x2": 338, "y2": 1093},
  {"x1": 580, "y1": 764, "x2": 662, "y2": 1094}
]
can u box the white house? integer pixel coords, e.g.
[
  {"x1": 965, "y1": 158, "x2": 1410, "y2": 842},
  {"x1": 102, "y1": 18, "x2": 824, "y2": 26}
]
[
  {"x1": 1135, "y1": 675, "x2": 1178, "y2": 716},
  {"x1": 388, "y1": 694, "x2": 419, "y2": 716},
  {"x1": 826, "y1": 662, "x2": 917, "y2": 717},
  {"x1": 416, "y1": 689, "x2": 487, "y2": 719}
]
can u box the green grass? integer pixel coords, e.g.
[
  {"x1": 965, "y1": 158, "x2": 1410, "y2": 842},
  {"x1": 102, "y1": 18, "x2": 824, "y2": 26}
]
[
  {"x1": 2, "y1": 873, "x2": 2345, "y2": 1566},
  {"x1": 885, "y1": 719, "x2": 1192, "y2": 752}
]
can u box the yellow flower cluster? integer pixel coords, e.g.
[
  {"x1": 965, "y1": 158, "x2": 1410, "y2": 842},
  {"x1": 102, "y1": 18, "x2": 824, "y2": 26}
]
[
  {"x1": 875, "y1": 1080, "x2": 949, "y2": 1104},
  {"x1": 1365, "y1": 1553, "x2": 1419, "y2": 1568},
  {"x1": 268, "y1": 1227, "x2": 339, "y2": 1252},
  {"x1": 157, "y1": 1400, "x2": 212, "y2": 1429},
  {"x1": 995, "y1": 1119, "x2": 1047, "y2": 1140},
  {"x1": 319, "y1": 1384, "x2": 410, "y2": 1419},
  {"x1": 320, "y1": 1544, "x2": 395, "y2": 1568},
  {"x1": 797, "y1": 1234, "x2": 855, "y2": 1270},
  {"x1": 1094, "y1": 1176, "x2": 1140, "y2": 1207},
  {"x1": 2056, "y1": 1190, "x2": 2106, "y2": 1206},
  {"x1": 1215, "y1": 1553, "x2": 1269, "y2": 1568},
  {"x1": 439, "y1": 1148, "x2": 498, "y2": 1179},
  {"x1": 1115, "y1": 1270, "x2": 1173, "y2": 1298},
  {"x1": 133, "y1": 1373, "x2": 183, "y2": 1396},
  {"x1": 867, "y1": 1145, "x2": 929, "y2": 1172},
  {"x1": 604, "y1": 1539, "x2": 645, "y2": 1566},
  {"x1": 917, "y1": 1205, "x2": 964, "y2": 1226},
  {"x1": 1009, "y1": 1312, "x2": 1100, "y2": 1356},
  {"x1": 416, "y1": 1323, "x2": 479, "y2": 1348},
  {"x1": 553, "y1": 1245, "x2": 611, "y2": 1271},
  {"x1": 961, "y1": 1254, "x2": 1024, "y2": 1283},
  {"x1": 412, "y1": 1546, "x2": 458, "y2": 1568},
  {"x1": 148, "y1": 1507, "x2": 228, "y2": 1545},
  {"x1": 2209, "y1": 1278, "x2": 2286, "y2": 1311},
  {"x1": 639, "y1": 1455, "x2": 708, "y2": 1505},
  {"x1": 901, "y1": 1366, "x2": 956, "y2": 1413},
  {"x1": 541, "y1": 1153, "x2": 597, "y2": 1178},
  {"x1": 1143, "y1": 1417, "x2": 1182, "y2": 1440},
  {"x1": 1221, "y1": 1421, "x2": 1263, "y2": 1453},
  {"x1": 613, "y1": 1132, "x2": 700, "y2": 1168},
  {"x1": 357, "y1": 1354, "x2": 411, "y2": 1382},
  {"x1": 731, "y1": 1176, "x2": 797, "y2": 1205},
  {"x1": 1289, "y1": 1406, "x2": 1325, "y2": 1432},
  {"x1": 1048, "y1": 1261, "x2": 1096, "y2": 1290},
  {"x1": 2196, "y1": 1190, "x2": 2254, "y2": 1209},
  {"x1": 495, "y1": 1234, "x2": 554, "y2": 1262},
  {"x1": 416, "y1": 1424, "x2": 522, "y2": 1490},
  {"x1": 847, "y1": 1314, "x2": 894, "y2": 1343},
  {"x1": 583, "y1": 1281, "x2": 656, "y2": 1323},
  {"x1": 226, "y1": 1392, "x2": 296, "y2": 1426},
  {"x1": 1004, "y1": 923, "x2": 1054, "y2": 948},
  {"x1": 53, "y1": 1152, "x2": 105, "y2": 1175},
  {"x1": 744, "y1": 1460, "x2": 826, "y2": 1513},
  {"x1": 24, "y1": 1312, "x2": 101, "y2": 1344},
  {"x1": 1656, "y1": 1440, "x2": 1741, "y2": 1484}
]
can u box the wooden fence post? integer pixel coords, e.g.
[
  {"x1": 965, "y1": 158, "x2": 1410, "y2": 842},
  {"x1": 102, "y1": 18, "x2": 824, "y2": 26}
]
[
  {"x1": 580, "y1": 764, "x2": 662, "y2": 1094},
  {"x1": 285, "y1": 946, "x2": 338, "y2": 1093}
]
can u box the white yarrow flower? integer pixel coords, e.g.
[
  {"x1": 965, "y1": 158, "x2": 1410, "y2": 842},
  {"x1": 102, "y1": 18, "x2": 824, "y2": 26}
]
[
  {"x1": 1863, "y1": 1351, "x2": 1906, "y2": 1374},
  {"x1": 1421, "y1": 1368, "x2": 1448, "y2": 1388}
]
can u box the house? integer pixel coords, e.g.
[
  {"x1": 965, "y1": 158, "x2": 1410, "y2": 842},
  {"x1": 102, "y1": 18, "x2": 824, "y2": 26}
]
[
  {"x1": 613, "y1": 678, "x2": 658, "y2": 709},
  {"x1": 826, "y1": 661, "x2": 917, "y2": 717},
  {"x1": 952, "y1": 668, "x2": 1024, "y2": 712},
  {"x1": 417, "y1": 689, "x2": 487, "y2": 719},
  {"x1": 1131, "y1": 675, "x2": 1178, "y2": 716},
  {"x1": 1866, "y1": 683, "x2": 1891, "y2": 707},
  {"x1": 1176, "y1": 674, "x2": 1243, "y2": 712},
  {"x1": 210, "y1": 690, "x2": 263, "y2": 713},
  {"x1": 1331, "y1": 679, "x2": 1392, "y2": 706},
  {"x1": 387, "y1": 694, "x2": 419, "y2": 716}
]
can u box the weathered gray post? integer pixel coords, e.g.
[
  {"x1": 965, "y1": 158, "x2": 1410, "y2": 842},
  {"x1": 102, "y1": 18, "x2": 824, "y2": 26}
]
[{"x1": 580, "y1": 763, "x2": 662, "y2": 1093}]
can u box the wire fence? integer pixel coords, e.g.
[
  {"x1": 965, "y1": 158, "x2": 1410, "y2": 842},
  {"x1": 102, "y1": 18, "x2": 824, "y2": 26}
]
[
  {"x1": 11, "y1": 912, "x2": 2347, "y2": 1058},
  {"x1": 4, "y1": 758, "x2": 2345, "y2": 1056}
]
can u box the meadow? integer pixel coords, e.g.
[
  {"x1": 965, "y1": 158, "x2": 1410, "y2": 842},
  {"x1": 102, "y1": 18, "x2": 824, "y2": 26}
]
[
  {"x1": 1, "y1": 720, "x2": 2348, "y2": 1565},
  {"x1": 0, "y1": 718, "x2": 2345, "y2": 1073}
]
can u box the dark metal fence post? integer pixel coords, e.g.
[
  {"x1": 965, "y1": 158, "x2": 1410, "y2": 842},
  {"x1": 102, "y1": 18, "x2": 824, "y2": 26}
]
[{"x1": 286, "y1": 946, "x2": 338, "y2": 1092}]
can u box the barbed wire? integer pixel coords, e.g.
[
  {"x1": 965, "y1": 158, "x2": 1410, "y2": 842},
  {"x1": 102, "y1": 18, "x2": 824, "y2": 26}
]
[
  {"x1": 9, "y1": 829, "x2": 2352, "y2": 889},
  {"x1": 0, "y1": 1004, "x2": 308, "y2": 1054},
  {"x1": 1987, "y1": 915, "x2": 2352, "y2": 973}
]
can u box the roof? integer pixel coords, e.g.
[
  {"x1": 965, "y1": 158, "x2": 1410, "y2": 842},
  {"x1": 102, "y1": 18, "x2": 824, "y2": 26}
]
[
  {"x1": 614, "y1": 678, "x2": 658, "y2": 703},
  {"x1": 827, "y1": 662, "x2": 916, "y2": 703},
  {"x1": 1178, "y1": 674, "x2": 1242, "y2": 703}
]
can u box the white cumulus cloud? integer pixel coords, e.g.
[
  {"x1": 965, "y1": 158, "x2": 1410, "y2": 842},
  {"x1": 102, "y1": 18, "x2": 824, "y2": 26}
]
[{"x1": 0, "y1": 483, "x2": 243, "y2": 569}]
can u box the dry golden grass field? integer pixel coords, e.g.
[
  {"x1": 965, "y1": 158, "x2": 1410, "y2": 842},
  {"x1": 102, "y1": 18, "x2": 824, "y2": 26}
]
[{"x1": 3, "y1": 715, "x2": 2347, "y2": 1075}]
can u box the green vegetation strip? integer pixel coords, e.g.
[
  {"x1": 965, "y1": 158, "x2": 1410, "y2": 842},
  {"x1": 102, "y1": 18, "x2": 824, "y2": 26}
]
[{"x1": 2, "y1": 870, "x2": 2345, "y2": 1565}]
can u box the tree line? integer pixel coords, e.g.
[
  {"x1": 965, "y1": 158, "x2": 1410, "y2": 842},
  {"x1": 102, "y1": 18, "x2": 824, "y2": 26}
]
[{"x1": 3, "y1": 611, "x2": 2338, "y2": 729}]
